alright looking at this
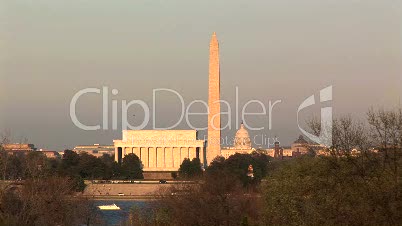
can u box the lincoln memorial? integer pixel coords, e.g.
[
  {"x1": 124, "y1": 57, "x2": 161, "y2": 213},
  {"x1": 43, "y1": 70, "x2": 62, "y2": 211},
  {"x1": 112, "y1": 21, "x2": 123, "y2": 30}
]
[{"x1": 114, "y1": 130, "x2": 205, "y2": 171}]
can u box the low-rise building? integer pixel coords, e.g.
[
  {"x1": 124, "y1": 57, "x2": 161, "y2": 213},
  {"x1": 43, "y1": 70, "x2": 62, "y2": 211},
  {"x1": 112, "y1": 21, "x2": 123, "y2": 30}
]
[
  {"x1": 73, "y1": 144, "x2": 114, "y2": 157},
  {"x1": 265, "y1": 135, "x2": 326, "y2": 159},
  {"x1": 38, "y1": 149, "x2": 61, "y2": 158},
  {"x1": 1, "y1": 143, "x2": 36, "y2": 156}
]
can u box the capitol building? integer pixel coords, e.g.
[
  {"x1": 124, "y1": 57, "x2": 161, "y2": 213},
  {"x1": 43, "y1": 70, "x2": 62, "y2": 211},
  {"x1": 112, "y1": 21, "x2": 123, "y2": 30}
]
[{"x1": 221, "y1": 123, "x2": 254, "y2": 159}]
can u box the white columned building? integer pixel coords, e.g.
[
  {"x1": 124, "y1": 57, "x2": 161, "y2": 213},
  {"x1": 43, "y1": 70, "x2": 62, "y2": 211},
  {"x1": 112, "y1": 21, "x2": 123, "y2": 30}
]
[{"x1": 114, "y1": 130, "x2": 205, "y2": 172}]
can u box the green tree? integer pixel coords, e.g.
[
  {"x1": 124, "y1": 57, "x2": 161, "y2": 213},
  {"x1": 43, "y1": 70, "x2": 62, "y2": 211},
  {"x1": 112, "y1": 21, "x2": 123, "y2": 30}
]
[
  {"x1": 99, "y1": 154, "x2": 115, "y2": 179},
  {"x1": 58, "y1": 149, "x2": 80, "y2": 177},
  {"x1": 262, "y1": 155, "x2": 402, "y2": 225},
  {"x1": 146, "y1": 168, "x2": 260, "y2": 226},
  {"x1": 77, "y1": 152, "x2": 105, "y2": 179},
  {"x1": 171, "y1": 171, "x2": 178, "y2": 179},
  {"x1": 207, "y1": 152, "x2": 270, "y2": 186},
  {"x1": 72, "y1": 175, "x2": 86, "y2": 192},
  {"x1": 121, "y1": 153, "x2": 143, "y2": 179},
  {"x1": 24, "y1": 151, "x2": 48, "y2": 178},
  {"x1": 0, "y1": 150, "x2": 10, "y2": 180},
  {"x1": 178, "y1": 158, "x2": 203, "y2": 179},
  {"x1": 4, "y1": 154, "x2": 24, "y2": 180}
]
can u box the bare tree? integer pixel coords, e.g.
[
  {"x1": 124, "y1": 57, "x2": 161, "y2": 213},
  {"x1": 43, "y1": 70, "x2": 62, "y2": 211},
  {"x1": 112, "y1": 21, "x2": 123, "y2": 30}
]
[
  {"x1": 0, "y1": 129, "x2": 12, "y2": 180},
  {"x1": 124, "y1": 170, "x2": 262, "y2": 226},
  {"x1": 332, "y1": 116, "x2": 370, "y2": 155},
  {"x1": 0, "y1": 129, "x2": 11, "y2": 145},
  {"x1": 367, "y1": 108, "x2": 402, "y2": 182},
  {"x1": 307, "y1": 109, "x2": 402, "y2": 193},
  {"x1": 0, "y1": 176, "x2": 100, "y2": 226},
  {"x1": 307, "y1": 115, "x2": 322, "y2": 137},
  {"x1": 307, "y1": 115, "x2": 370, "y2": 156}
]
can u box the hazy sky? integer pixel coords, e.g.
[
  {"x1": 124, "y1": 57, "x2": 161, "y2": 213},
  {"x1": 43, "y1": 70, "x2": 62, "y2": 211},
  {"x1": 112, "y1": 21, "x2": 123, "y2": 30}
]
[{"x1": 1, "y1": 0, "x2": 401, "y2": 150}]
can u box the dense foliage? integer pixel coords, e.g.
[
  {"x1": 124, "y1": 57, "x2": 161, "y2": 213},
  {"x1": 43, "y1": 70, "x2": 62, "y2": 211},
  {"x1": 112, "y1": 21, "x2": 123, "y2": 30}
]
[
  {"x1": 0, "y1": 177, "x2": 101, "y2": 226},
  {"x1": 127, "y1": 153, "x2": 270, "y2": 226},
  {"x1": 178, "y1": 158, "x2": 203, "y2": 179},
  {"x1": 126, "y1": 108, "x2": 402, "y2": 226},
  {"x1": 120, "y1": 153, "x2": 144, "y2": 179},
  {"x1": 206, "y1": 152, "x2": 270, "y2": 187},
  {"x1": 263, "y1": 154, "x2": 402, "y2": 225},
  {"x1": 0, "y1": 150, "x2": 143, "y2": 185},
  {"x1": 1, "y1": 108, "x2": 402, "y2": 225},
  {"x1": 0, "y1": 151, "x2": 143, "y2": 225}
]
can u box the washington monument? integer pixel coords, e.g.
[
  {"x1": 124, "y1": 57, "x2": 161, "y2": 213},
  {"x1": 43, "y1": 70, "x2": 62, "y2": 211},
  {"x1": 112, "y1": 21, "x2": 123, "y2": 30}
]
[{"x1": 207, "y1": 32, "x2": 221, "y2": 165}]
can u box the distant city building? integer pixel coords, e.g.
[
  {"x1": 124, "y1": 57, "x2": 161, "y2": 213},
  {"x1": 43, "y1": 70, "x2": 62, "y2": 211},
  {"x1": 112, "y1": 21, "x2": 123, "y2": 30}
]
[
  {"x1": 114, "y1": 130, "x2": 205, "y2": 172},
  {"x1": 38, "y1": 149, "x2": 61, "y2": 158},
  {"x1": 220, "y1": 126, "x2": 322, "y2": 160},
  {"x1": 221, "y1": 123, "x2": 255, "y2": 159},
  {"x1": 73, "y1": 144, "x2": 114, "y2": 157},
  {"x1": 291, "y1": 135, "x2": 310, "y2": 153},
  {"x1": 1, "y1": 143, "x2": 36, "y2": 155},
  {"x1": 264, "y1": 135, "x2": 326, "y2": 159}
]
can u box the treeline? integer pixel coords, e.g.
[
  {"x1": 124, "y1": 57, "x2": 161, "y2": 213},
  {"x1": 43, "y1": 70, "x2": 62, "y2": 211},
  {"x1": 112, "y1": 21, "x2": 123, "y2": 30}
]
[
  {"x1": 128, "y1": 152, "x2": 271, "y2": 225},
  {"x1": 0, "y1": 150, "x2": 144, "y2": 191},
  {"x1": 263, "y1": 153, "x2": 402, "y2": 225},
  {"x1": 0, "y1": 150, "x2": 144, "y2": 226},
  {"x1": 129, "y1": 153, "x2": 402, "y2": 226},
  {"x1": 0, "y1": 176, "x2": 101, "y2": 226},
  {"x1": 57, "y1": 151, "x2": 143, "y2": 181},
  {"x1": 177, "y1": 151, "x2": 270, "y2": 184},
  {"x1": 1, "y1": 108, "x2": 401, "y2": 225},
  {"x1": 126, "y1": 108, "x2": 402, "y2": 226}
]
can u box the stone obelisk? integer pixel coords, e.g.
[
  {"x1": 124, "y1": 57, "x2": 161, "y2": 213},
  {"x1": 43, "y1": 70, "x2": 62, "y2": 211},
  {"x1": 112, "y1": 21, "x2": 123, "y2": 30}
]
[{"x1": 207, "y1": 32, "x2": 221, "y2": 165}]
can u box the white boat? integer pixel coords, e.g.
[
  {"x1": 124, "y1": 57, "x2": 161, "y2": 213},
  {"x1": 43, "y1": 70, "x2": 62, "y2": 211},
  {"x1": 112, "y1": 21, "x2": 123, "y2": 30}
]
[{"x1": 97, "y1": 204, "x2": 121, "y2": 210}]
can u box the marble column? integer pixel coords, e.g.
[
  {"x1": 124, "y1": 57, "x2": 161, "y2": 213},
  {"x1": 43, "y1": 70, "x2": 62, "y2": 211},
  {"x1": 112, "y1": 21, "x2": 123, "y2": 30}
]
[
  {"x1": 133, "y1": 147, "x2": 140, "y2": 158},
  {"x1": 189, "y1": 147, "x2": 195, "y2": 160},
  {"x1": 114, "y1": 146, "x2": 118, "y2": 162},
  {"x1": 149, "y1": 147, "x2": 156, "y2": 168},
  {"x1": 125, "y1": 147, "x2": 131, "y2": 156},
  {"x1": 165, "y1": 147, "x2": 173, "y2": 168},
  {"x1": 173, "y1": 147, "x2": 181, "y2": 167},
  {"x1": 140, "y1": 147, "x2": 149, "y2": 168},
  {"x1": 156, "y1": 147, "x2": 164, "y2": 168},
  {"x1": 180, "y1": 147, "x2": 186, "y2": 163},
  {"x1": 198, "y1": 147, "x2": 204, "y2": 165}
]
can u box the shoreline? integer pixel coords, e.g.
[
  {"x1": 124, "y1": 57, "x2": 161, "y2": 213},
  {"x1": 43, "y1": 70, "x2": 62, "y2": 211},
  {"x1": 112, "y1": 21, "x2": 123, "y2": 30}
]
[{"x1": 85, "y1": 195, "x2": 158, "y2": 201}]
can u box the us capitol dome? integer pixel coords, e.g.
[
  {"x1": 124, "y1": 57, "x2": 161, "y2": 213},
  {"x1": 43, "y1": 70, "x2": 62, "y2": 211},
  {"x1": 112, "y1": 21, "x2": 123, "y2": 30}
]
[
  {"x1": 221, "y1": 122, "x2": 254, "y2": 159},
  {"x1": 234, "y1": 123, "x2": 252, "y2": 150}
]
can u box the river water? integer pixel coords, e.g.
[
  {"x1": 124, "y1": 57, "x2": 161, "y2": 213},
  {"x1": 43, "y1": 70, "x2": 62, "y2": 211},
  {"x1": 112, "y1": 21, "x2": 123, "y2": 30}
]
[{"x1": 94, "y1": 200, "x2": 150, "y2": 225}]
